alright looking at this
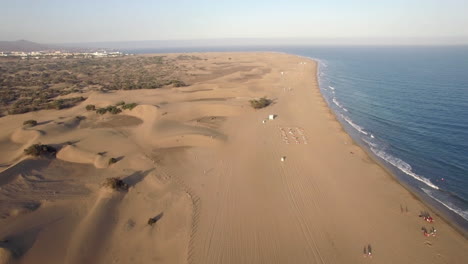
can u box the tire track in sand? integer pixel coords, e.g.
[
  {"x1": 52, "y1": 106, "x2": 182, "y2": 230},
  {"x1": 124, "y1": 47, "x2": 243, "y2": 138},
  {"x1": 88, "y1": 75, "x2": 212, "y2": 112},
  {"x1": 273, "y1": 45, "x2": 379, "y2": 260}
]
[{"x1": 109, "y1": 126, "x2": 201, "y2": 264}]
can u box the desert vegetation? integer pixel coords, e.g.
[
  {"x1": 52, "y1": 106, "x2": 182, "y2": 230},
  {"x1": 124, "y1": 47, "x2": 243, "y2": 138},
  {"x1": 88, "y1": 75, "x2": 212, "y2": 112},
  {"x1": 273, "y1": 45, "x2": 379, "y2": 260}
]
[
  {"x1": 108, "y1": 157, "x2": 118, "y2": 165},
  {"x1": 92, "y1": 102, "x2": 138, "y2": 115},
  {"x1": 24, "y1": 144, "x2": 57, "y2": 157},
  {"x1": 121, "y1": 102, "x2": 138, "y2": 110},
  {"x1": 102, "y1": 177, "x2": 128, "y2": 191},
  {"x1": 249, "y1": 97, "x2": 272, "y2": 109},
  {"x1": 0, "y1": 55, "x2": 191, "y2": 116},
  {"x1": 85, "y1": 104, "x2": 96, "y2": 111},
  {"x1": 23, "y1": 119, "x2": 38, "y2": 127}
]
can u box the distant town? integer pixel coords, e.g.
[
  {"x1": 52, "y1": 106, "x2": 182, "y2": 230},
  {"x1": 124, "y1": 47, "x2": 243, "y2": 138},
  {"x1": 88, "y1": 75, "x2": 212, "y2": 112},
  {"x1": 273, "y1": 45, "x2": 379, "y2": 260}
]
[{"x1": 0, "y1": 50, "x2": 129, "y2": 59}]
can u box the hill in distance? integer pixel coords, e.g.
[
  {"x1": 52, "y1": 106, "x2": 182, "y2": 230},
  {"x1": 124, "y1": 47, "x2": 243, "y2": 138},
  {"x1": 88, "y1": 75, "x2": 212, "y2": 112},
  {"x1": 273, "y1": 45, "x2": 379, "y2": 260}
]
[
  {"x1": 0, "y1": 40, "x2": 107, "y2": 53},
  {"x1": 0, "y1": 40, "x2": 54, "y2": 52}
]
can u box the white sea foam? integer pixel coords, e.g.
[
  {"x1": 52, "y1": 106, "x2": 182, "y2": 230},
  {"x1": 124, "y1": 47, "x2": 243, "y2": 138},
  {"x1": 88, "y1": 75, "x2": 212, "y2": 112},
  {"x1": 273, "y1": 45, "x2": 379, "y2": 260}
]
[
  {"x1": 422, "y1": 188, "x2": 468, "y2": 221},
  {"x1": 341, "y1": 114, "x2": 368, "y2": 135},
  {"x1": 371, "y1": 147, "x2": 439, "y2": 190},
  {"x1": 332, "y1": 98, "x2": 348, "y2": 112},
  {"x1": 362, "y1": 138, "x2": 378, "y2": 148},
  {"x1": 370, "y1": 134, "x2": 375, "y2": 139},
  {"x1": 328, "y1": 86, "x2": 335, "y2": 90}
]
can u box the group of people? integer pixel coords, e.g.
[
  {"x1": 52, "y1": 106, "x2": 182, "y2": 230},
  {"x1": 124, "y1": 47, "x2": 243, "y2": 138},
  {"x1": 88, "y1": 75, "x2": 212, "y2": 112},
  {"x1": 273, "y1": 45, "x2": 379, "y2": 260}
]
[
  {"x1": 422, "y1": 226, "x2": 437, "y2": 237},
  {"x1": 419, "y1": 211, "x2": 436, "y2": 237},
  {"x1": 363, "y1": 244, "x2": 372, "y2": 258},
  {"x1": 419, "y1": 211, "x2": 434, "y2": 222}
]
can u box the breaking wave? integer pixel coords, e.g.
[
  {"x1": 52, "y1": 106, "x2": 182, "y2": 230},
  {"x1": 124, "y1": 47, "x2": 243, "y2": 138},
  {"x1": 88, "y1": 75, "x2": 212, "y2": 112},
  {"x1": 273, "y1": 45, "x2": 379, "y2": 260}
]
[
  {"x1": 422, "y1": 188, "x2": 468, "y2": 221},
  {"x1": 371, "y1": 147, "x2": 439, "y2": 190},
  {"x1": 332, "y1": 98, "x2": 348, "y2": 112},
  {"x1": 362, "y1": 138, "x2": 378, "y2": 148},
  {"x1": 341, "y1": 114, "x2": 368, "y2": 135}
]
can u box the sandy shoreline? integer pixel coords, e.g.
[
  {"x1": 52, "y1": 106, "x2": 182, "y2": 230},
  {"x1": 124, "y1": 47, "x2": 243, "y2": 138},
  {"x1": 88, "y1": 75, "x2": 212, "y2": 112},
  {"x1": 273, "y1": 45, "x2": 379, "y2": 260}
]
[
  {"x1": 295, "y1": 53, "x2": 468, "y2": 238},
  {"x1": 0, "y1": 52, "x2": 466, "y2": 263}
]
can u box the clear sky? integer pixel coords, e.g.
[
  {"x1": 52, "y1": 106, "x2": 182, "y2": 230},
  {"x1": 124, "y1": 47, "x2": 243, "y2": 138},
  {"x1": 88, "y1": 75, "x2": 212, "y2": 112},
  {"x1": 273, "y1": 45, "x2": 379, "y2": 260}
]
[{"x1": 1, "y1": 0, "x2": 467, "y2": 44}]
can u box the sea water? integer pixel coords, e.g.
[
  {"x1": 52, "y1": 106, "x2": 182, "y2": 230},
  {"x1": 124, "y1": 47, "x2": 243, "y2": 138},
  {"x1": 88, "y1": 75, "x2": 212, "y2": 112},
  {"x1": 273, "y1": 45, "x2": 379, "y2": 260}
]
[
  {"x1": 128, "y1": 46, "x2": 468, "y2": 232},
  {"x1": 302, "y1": 46, "x2": 468, "y2": 232}
]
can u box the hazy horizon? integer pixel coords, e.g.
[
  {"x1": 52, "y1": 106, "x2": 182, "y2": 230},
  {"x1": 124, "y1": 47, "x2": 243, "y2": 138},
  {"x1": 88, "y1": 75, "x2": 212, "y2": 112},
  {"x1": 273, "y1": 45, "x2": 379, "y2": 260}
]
[
  {"x1": 2, "y1": 0, "x2": 468, "y2": 45},
  {"x1": 53, "y1": 37, "x2": 468, "y2": 50}
]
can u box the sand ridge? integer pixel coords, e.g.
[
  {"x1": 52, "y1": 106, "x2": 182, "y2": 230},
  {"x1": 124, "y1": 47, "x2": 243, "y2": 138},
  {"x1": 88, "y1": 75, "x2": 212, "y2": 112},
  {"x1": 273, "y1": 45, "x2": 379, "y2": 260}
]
[{"x1": 0, "y1": 52, "x2": 466, "y2": 263}]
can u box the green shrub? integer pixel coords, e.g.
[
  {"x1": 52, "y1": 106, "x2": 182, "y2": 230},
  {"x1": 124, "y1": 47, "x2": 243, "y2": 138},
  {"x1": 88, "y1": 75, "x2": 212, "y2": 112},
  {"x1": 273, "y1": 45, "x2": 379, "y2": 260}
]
[
  {"x1": 115, "y1": 101, "x2": 125, "y2": 106},
  {"x1": 106, "y1": 106, "x2": 122, "y2": 115},
  {"x1": 96, "y1": 108, "x2": 107, "y2": 115},
  {"x1": 23, "y1": 119, "x2": 38, "y2": 127},
  {"x1": 249, "y1": 97, "x2": 272, "y2": 109},
  {"x1": 24, "y1": 144, "x2": 57, "y2": 157},
  {"x1": 85, "y1": 104, "x2": 96, "y2": 111},
  {"x1": 122, "y1": 103, "x2": 138, "y2": 110}
]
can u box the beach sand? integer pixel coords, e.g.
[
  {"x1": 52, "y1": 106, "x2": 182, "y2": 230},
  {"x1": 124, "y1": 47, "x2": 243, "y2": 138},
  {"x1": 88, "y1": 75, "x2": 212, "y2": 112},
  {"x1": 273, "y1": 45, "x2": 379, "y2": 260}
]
[{"x1": 0, "y1": 52, "x2": 466, "y2": 263}]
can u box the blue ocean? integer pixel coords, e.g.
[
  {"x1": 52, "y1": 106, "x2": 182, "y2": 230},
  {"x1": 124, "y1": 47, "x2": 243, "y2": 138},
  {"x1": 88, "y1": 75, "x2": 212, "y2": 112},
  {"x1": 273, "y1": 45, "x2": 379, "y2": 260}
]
[{"x1": 128, "y1": 46, "x2": 468, "y2": 232}]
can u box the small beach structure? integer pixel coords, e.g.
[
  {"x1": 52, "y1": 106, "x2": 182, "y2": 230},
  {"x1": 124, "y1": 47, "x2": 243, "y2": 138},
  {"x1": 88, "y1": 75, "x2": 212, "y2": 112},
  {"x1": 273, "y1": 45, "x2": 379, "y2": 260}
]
[
  {"x1": 269, "y1": 114, "x2": 276, "y2": 120},
  {"x1": 281, "y1": 156, "x2": 286, "y2": 162}
]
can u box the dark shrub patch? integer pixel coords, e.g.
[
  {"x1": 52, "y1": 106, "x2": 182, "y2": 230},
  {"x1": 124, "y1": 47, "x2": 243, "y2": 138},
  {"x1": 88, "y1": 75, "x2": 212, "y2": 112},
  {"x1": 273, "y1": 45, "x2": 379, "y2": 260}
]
[
  {"x1": 122, "y1": 103, "x2": 138, "y2": 110},
  {"x1": 96, "y1": 108, "x2": 107, "y2": 115},
  {"x1": 108, "y1": 157, "x2": 118, "y2": 165},
  {"x1": 23, "y1": 119, "x2": 38, "y2": 127},
  {"x1": 24, "y1": 144, "x2": 57, "y2": 157},
  {"x1": 85, "y1": 104, "x2": 96, "y2": 111},
  {"x1": 249, "y1": 97, "x2": 272, "y2": 109},
  {"x1": 102, "y1": 177, "x2": 128, "y2": 191},
  {"x1": 106, "y1": 106, "x2": 122, "y2": 115}
]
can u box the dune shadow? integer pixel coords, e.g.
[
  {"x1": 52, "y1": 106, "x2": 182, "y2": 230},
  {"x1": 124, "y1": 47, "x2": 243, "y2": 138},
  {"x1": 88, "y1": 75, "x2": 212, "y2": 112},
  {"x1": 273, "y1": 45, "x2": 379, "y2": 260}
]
[
  {"x1": 123, "y1": 169, "x2": 154, "y2": 187},
  {"x1": 114, "y1": 156, "x2": 125, "y2": 162},
  {"x1": 0, "y1": 158, "x2": 52, "y2": 187},
  {"x1": 49, "y1": 140, "x2": 81, "y2": 151},
  {"x1": 0, "y1": 217, "x2": 62, "y2": 258}
]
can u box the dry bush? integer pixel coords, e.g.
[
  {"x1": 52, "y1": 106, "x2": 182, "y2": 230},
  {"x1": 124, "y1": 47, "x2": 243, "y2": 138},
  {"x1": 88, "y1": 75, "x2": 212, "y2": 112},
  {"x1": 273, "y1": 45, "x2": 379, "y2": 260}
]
[
  {"x1": 24, "y1": 144, "x2": 57, "y2": 157},
  {"x1": 96, "y1": 108, "x2": 107, "y2": 115},
  {"x1": 108, "y1": 157, "x2": 118, "y2": 165},
  {"x1": 85, "y1": 104, "x2": 96, "y2": 111},
  {"x1": 102, "y1": 177, "x2": 128, "y2": 191},
  {"x1": 23, "y1": 119, "x2": 38, "y2": 127},
  {"x1": 249, "y1": 97, "x2": 272, "y2": 109}
]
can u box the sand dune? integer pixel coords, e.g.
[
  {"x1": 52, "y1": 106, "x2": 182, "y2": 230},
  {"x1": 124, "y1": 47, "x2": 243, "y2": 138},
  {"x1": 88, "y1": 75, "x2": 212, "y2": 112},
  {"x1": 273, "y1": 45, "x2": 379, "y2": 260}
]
[
  {"x1": 10, "y1": 128, "x2": 41, "y2": 145},
  {"x1": 125, "y1": 104, "x2": 161, "y2": 123},
  {"x1": 0, "y1": 53, "x2": 466, "y2": 264},
  {"x1": 65, "y1": 188, "x2": 125, "y2": 264},
  {"x1": 57, "y1": 145, "x2": 108, "y2": 169}
]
